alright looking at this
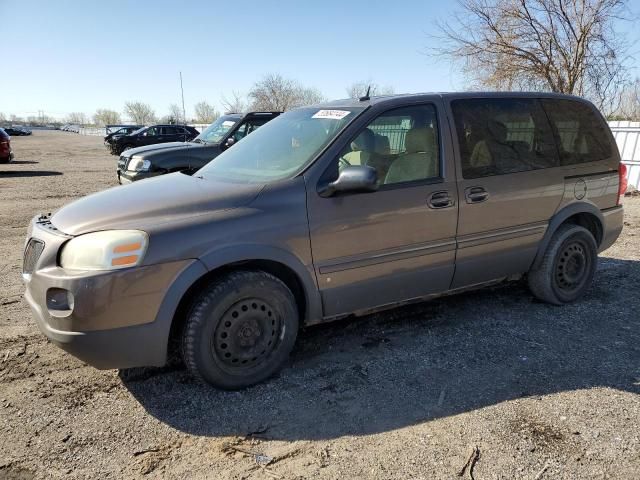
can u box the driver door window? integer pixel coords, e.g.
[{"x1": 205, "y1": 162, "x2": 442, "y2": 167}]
[
  {"x1": 232, "y1": 119, "x2": 269, "y2": 142},
  {"x1": 338, "y1": 104, "x2": 440, "y2": 186}
]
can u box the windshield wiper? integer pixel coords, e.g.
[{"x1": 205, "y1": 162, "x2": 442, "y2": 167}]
[{"x1": 192, "y1": 138, "x2": 204, "y2": 144}]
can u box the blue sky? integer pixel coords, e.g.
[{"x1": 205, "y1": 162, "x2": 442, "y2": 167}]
[{"x1": 1, "y1": 0, "x2": 639, "y2": 121}]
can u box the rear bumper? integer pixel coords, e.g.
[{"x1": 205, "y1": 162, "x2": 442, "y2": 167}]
[{"x1": 599, "y1": 205, "x2": 624, "y2": 252}]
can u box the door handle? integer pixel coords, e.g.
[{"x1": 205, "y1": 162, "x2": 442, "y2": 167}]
[
  {"x1": 465, "y1": 186, "x2": 489, "y2": 204},
  {"x1": 428, "y1": 191, "x2": 454, "y2": 209}
]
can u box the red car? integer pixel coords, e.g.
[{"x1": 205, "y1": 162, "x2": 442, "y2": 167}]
[{"x1": 0, "y1": 128, "x2": 13, "y2": 163}]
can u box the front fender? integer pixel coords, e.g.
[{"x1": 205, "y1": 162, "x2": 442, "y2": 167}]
[{"x1": 199, "y1": 244, "x2": 322, "y2": 323}]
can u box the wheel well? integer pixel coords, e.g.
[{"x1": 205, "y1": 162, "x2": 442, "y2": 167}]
[
  {"x1": 167, "y1": 260, "x2": 307, "y2": 358},
  {"x1": 561, "y1": 212, "x2": 603, "y2": 246}
]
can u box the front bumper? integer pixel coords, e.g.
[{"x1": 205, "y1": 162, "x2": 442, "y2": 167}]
[
  {"x1": 116, "y1": 169, "x2": 160, "y2": 185},
  {"x1": 22, "y1": 216, "x2": 197, "y2": 369}
]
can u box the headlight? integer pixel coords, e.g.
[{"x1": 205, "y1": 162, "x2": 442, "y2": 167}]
[
  {"x1": 128, "y1": 156, "x2": 151, "y2": 172},
  {"x1": 60, "y1": 230, "x2": 148, "y2": 271}
]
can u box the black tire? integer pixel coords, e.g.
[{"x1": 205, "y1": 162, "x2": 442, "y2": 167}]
[
  {"x1": 120, "y1": 144, "x2": 133, "y2": 154},
  {"x1": 528, "y1": 224, "x2": 598, "y2": 305},
  {"x1": 182, "y1": 270, "x2": 299, "y2": 390}
]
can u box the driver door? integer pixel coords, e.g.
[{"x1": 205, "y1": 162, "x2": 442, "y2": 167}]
[
  {"x1": 140, "y1": 127, "x2": 159, "y2": 146},
  {"x1": 306, "y1": 101, "x2": 459, "y2": 317}
]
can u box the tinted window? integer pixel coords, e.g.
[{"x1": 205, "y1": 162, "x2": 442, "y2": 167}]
[
  {"x1": 541, "y1": 99, "x2": 612, "y2": 165},
  {"x1": 338, "y1": 104, "x2": 440, "y2": 186},
  {"x1": 452, "y1": 98, "x2": 558, "y2": 179},
  {"x1": 161, "y1": 126, "x2": 177, "y2": 135}
]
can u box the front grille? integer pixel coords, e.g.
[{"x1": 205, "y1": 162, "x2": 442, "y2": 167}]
[
  {"x1": 118, "y1": 155, "x2": 129, "y2": 171},
  {"x1": 23, "y1": 239, "x2": 45, "y2": 275}
]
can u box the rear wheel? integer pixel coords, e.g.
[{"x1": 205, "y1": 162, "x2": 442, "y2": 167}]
[
  {"x1": 528, "y1": 224, "x2": 598, "y2": 305},
  {"x1": 182, "y1": 271, "x2": 299, "y2": 389}
]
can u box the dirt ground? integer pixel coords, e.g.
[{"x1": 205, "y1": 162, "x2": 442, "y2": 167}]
[{"x1": 1, "y1": 130, "x2": 639, "y2": 480}]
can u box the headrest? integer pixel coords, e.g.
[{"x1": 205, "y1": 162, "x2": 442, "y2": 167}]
[
  {"x1": 351, "y1": 128, "x2": 375, "y2": 151},
  {"x1": 374, "y1": 134, "x2": 390, "y2": 155},
  {"x1": 487, "y1": 120, "x2": 507, "y2": 142},
  {"x1": 404, "y1": 127, "x2": 434, "y2": 154}
]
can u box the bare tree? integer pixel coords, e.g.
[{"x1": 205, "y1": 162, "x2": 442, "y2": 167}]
[
  {"x1": 124, "y1": 102, "x2": 156, "y2": 125},
  {"x1": 346, "y1": 81, "x2": 395, "y2": 99},
  {"x1": 93, "y1": 109, "x2": 122, "y2": 126},
  {"x1": 221, "y1": 91, "x2": 248, "y2": 113},
  {"x1": 193, "y1": 101, "x2": 219, "y2": 123},
  {"x1": 616, "y1": 78, "x2": 640, "y2": 120},
  {"x1": 168, "y1": 104, "x2": 184, "y2": 124},
  {"x1": 66, "y1": 112, "x2": 88, "y2": 125},
  {"x1": 430, "y1": 0, "x2": 630, "y2": 113},
  {"x1": 0, "y1": 112, "x2": 6, "y2": 124},
  {"x1": 248, "y1": 73, "x2": 325, "y2": 111},
  {"x1": 9, "y1": 114, "x2": 23, "y2": 124}
]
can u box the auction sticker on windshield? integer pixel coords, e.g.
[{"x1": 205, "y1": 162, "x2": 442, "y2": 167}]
[
  {"x1": 312, "y1": 110, "x2": 351, "y2": 120},
  {"x1": 222, "y1": 121, "x2": 235, "y2": 127}
]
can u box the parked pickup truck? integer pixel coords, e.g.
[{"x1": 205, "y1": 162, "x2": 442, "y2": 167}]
[{"x1": 116, "y1": 112, "x2": 280, "y2": 184}]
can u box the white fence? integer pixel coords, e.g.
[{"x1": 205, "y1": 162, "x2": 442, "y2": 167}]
[
  {"x1": 78, "y1": 127, "x2": 105, "y2": 136},
  {"x1": 609, "y1": 121, "x2": 640, "y2": 190}
]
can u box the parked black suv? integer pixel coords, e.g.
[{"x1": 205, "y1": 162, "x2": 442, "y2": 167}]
[
  {"x1": 104, "y1": 125, "x2": 143, "y2": 151},
  {"x1": 110, "y1": 124, "x2": 199, "y2": 155},
  {"x1": 116, "y1": 112, "x2": 280, "y2": 184}
]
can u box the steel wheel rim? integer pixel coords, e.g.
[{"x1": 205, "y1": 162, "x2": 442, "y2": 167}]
[
  {"x1": 554, "y1": 239, "x2": 590, "y2": 293},
  {"x1": 211, "y1": 298, "x2": 282, "y2": 372}
]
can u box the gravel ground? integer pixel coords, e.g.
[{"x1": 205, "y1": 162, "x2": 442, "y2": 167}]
[{"x1": 1, "y1": 130, "x2": 639, "y2": 480}]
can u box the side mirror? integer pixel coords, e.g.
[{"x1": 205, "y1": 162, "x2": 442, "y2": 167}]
[
  {"x1": 224, "y1": 137, "x2": 236, "y2": 148},
  {"x1": 318, "y1": 165, "x2": 378, "y2": 197}
]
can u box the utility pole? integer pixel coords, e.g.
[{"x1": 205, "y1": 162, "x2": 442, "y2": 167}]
[{"x1": 180, "y1": 72, "x2": 186, "y2": 125}]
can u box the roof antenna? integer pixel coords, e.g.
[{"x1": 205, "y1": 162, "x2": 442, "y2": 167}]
[{"x1": 359, "y1": 85, "x2": 371, "y2": 102}]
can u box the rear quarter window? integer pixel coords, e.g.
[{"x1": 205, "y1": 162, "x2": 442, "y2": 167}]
[{"x1": 541, "y1": 99, "x2": 612, "y2": 165}]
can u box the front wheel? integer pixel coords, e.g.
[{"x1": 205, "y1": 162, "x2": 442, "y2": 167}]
[
  {"x1": 528, "y1": 224, "x2": 598, "y2": 305},
  {"x1": 182, "y1": 271, "x2": 299, "y2": 389}
]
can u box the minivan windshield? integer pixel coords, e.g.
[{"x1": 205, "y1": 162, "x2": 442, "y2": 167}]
[
  {"x1": 195, "y1": 115, "x2": 240, "y2": 144},
  {"x1": 198, "y1": 107, "x2": 363, "y2": 183}
]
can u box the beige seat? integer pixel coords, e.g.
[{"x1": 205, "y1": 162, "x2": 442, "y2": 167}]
[
  {"x1": 470, "y1": 120, "x2": 524, "y2": 172},
  {"x1": 384, "y1": 127, "x2": 437, "y2": 184}
]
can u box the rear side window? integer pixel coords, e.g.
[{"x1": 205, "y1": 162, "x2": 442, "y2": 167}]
[
  {"x1": 541, "y1": 99, "x2": 612, "y2": 165},
  {"x1": 452, "y1": 98, "x2": 558, "y2": 179}
]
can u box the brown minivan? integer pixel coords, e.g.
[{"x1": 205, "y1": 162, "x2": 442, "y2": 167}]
[{"x1": 23, "y1": 93, "x2": 625, "y2": 389}]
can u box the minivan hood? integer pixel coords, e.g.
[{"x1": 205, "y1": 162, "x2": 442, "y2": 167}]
[
  {"x1": 51, "y1": 172, "x2": 262, "y2": 235},
  {"x1": 124, "y1": 141, "x2": 208, "y2": 157}
]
